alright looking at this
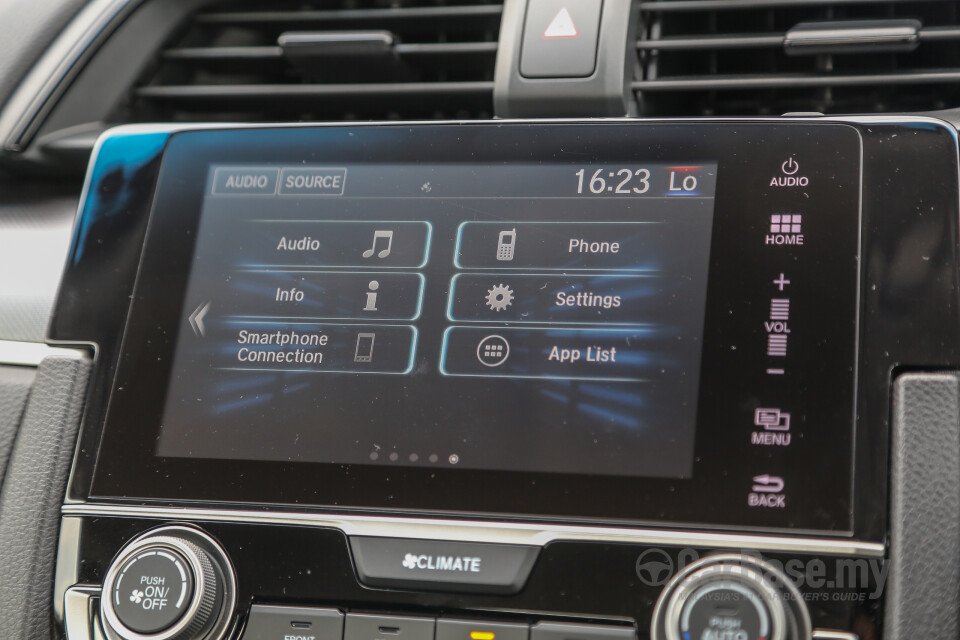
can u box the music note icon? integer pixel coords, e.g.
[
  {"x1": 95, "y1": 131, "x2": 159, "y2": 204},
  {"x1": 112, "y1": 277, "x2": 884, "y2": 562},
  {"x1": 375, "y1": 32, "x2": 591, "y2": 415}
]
[{"x1": 362, "y1": 230, "x2": 393, "y2": 259}]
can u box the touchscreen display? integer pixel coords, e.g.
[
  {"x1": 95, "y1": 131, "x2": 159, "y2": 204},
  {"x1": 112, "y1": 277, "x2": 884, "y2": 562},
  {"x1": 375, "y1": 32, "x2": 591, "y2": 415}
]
[
  {"x1": 92, "y1": 123, "x2": 862, "y2": 530},
  {"x1": 155, "y1": 163, "x2": 718, "y2": 478}
]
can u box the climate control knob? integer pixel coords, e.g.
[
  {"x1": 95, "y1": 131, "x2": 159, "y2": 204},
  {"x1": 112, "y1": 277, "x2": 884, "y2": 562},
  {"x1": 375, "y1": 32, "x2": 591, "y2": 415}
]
[
  {"x1": 651, "y1": 554, "x2": 811, "y2": 640},
  {"x1": 100, "y1": 527, "x2": 236, "y2": 640}
]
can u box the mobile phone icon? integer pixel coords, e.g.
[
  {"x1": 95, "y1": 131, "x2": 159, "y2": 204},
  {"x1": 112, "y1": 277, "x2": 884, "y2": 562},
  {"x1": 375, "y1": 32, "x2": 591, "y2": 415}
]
[
  {"x1": 354, "y1": 333, "x2": 376, "y2": 363},
  {"x1": 496, "y1": 228, "x2": 516, "y2": 262}
]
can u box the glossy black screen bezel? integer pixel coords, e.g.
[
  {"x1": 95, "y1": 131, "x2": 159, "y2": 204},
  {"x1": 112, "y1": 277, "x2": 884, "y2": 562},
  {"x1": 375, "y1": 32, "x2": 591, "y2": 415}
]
[{"x1": 89, "y1": 122, "x2": 863, "y2": 533}]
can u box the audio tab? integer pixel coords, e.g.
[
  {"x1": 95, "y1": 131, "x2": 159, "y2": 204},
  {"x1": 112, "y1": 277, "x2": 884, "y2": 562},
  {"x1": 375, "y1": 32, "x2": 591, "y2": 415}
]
[{"x1": 211, "y1": 166, "x2": 279, "y2": 196}]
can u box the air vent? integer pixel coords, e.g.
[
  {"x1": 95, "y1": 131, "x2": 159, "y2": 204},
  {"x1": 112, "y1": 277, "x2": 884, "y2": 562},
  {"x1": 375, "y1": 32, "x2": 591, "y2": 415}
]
[
  {"x1": 636, "y1": 0, "x2": 960, "y2": 116},
  {"x1": 127, "y1": 0, "x2": 502, "y2": 123}
]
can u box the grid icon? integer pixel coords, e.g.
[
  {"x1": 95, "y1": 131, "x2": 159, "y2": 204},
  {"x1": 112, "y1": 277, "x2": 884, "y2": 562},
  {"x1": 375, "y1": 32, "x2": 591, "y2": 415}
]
[
  {"x1": 484, "y1": 343, "x2": 504, "y2": 358},
  {"x1": 770, "y1": 214, "x2": 802, "y2": 234}
]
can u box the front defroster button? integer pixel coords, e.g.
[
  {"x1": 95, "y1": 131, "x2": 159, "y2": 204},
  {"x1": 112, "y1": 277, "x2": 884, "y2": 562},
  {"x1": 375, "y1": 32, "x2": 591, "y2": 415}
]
[
  {"x1": 349, "y1": 537, "x2": 539, "y2": 594},
  {"x1": 242, "y1": 605, "x2": 344, "y2": 640}
]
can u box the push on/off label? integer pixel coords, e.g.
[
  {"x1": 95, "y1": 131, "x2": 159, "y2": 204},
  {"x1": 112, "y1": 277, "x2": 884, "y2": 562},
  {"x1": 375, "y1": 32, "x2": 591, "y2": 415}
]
[{"x1": 111, "y1": 548, "x2": 194, "y2": 633}]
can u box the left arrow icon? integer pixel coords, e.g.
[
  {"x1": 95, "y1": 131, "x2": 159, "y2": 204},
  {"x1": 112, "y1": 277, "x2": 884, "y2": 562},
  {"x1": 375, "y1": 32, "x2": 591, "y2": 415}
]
[{"x1": 188, "y1": 301, "x2": 211, "y2": 337}]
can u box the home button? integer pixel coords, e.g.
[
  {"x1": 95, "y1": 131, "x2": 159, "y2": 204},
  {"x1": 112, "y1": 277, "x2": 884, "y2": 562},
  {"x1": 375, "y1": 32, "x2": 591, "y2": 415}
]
[{"x1": 349, "y1": 537, "x2": 540, "y2": 594}]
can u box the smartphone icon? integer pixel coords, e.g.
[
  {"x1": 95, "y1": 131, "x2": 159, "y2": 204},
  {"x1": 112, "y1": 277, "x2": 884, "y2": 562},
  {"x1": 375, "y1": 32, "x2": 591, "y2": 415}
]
[
  {"x1": 354, "y1": 333, "x2": 376, "y2": 363},
  {"x1": 496, "y1": 228, "x2": 516, "y2": 262}
]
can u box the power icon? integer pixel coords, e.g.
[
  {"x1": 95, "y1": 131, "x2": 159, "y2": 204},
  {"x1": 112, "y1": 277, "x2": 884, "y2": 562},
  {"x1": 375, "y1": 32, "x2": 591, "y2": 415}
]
[{"x1": 781, "y1": 158, "x2": 799, "y2": 175}]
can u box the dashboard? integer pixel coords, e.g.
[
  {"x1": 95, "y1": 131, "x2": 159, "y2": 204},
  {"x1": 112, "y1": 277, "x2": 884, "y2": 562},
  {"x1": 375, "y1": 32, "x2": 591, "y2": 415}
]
[
  {"x1": 0, "y1": 3, "x2": 958, "y2": 640},
  {"x1": 47, "y1": 116, "x2": 960, "y2": 640}
]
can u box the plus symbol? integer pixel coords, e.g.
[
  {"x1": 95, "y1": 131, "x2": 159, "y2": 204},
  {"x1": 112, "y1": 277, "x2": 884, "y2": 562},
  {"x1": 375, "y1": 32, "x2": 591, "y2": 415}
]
[{"x1": 774, "y1": 273, "x2": 791, "y2": 291}]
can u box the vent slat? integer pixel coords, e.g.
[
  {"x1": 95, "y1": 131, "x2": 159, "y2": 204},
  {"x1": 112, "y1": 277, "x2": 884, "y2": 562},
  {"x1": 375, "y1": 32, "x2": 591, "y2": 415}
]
[
  {"x1": 635, "y1": 27, "x2": 960, "y2": 52},
  {"x1": 637, "y1": 34, "x2": 785, "y2": 51},
  {"x1": 164, "y1": 46, "x2": 283, "y2": 60},
  {"x1": 196, "y1": 5, "x2": 503, "y2": 24},
  {"x1": 137, "y1": 81, "x2": 495, "y2": 100},
  {"x1": 639, "y1": 0, "x2": 956, "y2": 12},
  {"x1": 163, "y1": 42, "x2": 498, "y2": 62},
  {"x1": 635, "y1": 69, "x2": 960, "y2": 91},
  {"x1": 636, "y1": 0, "x2": 960, "y2": 115},
  {"x1": 917, "y1": 26, "x2": 960, "y2": 42}
]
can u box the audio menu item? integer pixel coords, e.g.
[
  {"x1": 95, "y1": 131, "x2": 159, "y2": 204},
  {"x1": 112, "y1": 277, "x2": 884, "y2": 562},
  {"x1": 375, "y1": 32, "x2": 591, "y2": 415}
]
[{"x1": 237, "y1": 220, "x2": 431, "y2": 269}]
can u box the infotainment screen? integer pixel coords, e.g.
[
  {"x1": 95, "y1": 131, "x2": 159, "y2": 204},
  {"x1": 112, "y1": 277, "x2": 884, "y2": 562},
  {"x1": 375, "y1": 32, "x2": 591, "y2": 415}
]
[
  {"x1": 155, "y1": 163, "x2": 718, "y2": 479},
  {"x1": 92, "y1": 122, "x2": 862, "y2": 532}
]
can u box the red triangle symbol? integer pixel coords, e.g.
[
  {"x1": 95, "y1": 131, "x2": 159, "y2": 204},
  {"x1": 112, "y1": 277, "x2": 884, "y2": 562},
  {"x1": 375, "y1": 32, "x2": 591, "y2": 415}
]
[{"x1": 543, "y1": 8, "x2": 579, "y2": 39}]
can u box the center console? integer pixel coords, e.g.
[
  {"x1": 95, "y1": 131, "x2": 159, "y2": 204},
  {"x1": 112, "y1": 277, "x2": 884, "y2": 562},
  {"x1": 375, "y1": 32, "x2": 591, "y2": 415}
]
[{"x1": 50, "y1": 118, "x2": 960, "y2": 640}]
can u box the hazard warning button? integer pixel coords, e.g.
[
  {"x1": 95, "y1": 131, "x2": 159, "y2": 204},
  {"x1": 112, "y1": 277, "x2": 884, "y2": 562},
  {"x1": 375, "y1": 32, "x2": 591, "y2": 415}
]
[{"x1": 519, "y1": 0, "x2": 603, "y2": 78}]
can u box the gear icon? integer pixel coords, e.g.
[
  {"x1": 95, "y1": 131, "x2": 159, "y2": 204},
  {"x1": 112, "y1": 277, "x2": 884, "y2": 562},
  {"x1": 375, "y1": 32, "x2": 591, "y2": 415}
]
[{"x1": 485, "y1": 284, "x2": 515, "y2": 312}]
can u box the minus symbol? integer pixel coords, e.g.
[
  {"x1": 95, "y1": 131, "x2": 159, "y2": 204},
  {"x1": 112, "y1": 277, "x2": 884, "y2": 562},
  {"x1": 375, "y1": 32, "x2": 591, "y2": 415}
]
[{"x1": 767, "y1": 368, "x2": 785, "y2": 375}]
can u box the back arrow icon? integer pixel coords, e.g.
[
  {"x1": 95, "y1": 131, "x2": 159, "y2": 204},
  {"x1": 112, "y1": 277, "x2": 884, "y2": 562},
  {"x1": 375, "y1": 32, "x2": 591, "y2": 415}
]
[
  {"x1": 188, "y1": 301, "x2": 211, "y2": 337},
  {"x1": 752, "y1": 474, "x2": 785, "y2": 493}
]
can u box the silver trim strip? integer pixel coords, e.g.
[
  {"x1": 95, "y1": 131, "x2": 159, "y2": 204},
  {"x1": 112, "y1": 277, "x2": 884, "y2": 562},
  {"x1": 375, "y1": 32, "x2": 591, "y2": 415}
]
[
  {"x1": 0, "y1": 0, "x2": 142, "y2": 151},
  {"x1": 812, "y1": 631, "x2": 859, "y2": 640},
  {"x1": 61, "y1": 504, "x2": 886, "y2": 557},
  {"x1": 54, "y1": 517, "x2": 84, "y2": 624},
  {"x1": 0, "y1": 339, "x2": 88, "y2": 367},
  {"x1": 79, "y1": 114, "x2": 960, "y2": 143},
  {"x1": 64, "y1": 585, "x2": 99, "y2": 640}
]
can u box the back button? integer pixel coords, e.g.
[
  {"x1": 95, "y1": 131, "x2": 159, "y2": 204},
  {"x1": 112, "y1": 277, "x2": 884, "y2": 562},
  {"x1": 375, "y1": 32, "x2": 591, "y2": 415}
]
[{"x1": 350, "y1": 537, "x2": 539, "y2": 594}]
